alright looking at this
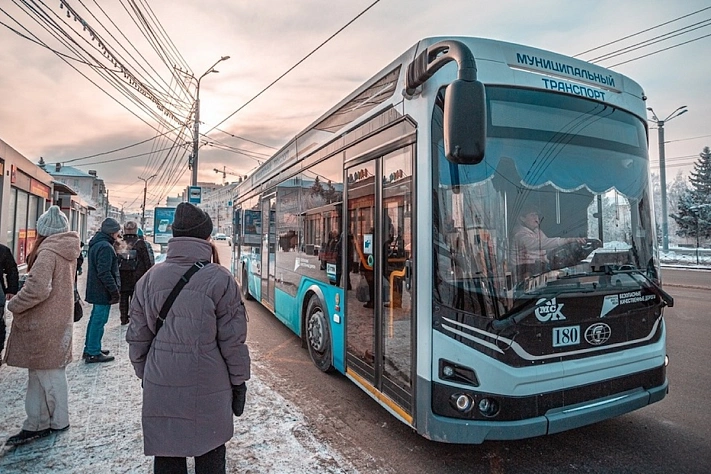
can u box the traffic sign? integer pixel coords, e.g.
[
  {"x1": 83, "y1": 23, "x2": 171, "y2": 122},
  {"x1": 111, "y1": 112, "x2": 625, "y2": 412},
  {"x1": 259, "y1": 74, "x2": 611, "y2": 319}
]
[{"x1": 188, "y1": 186, "x2": 202, "y2": 204}]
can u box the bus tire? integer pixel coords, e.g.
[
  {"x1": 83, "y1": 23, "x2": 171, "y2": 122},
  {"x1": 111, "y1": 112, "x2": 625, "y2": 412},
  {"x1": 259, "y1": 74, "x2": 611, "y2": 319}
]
[
  {"x1": 305, "y1": 295, "x2": 334, "y2": 372},
  {"x1": 241, "y1": 267, "x2": 253, "y2": 300}
]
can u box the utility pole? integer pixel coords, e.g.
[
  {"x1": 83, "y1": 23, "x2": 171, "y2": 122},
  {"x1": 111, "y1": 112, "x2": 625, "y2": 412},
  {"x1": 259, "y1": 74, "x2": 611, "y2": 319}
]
[
  {"x1": 190, "y1": 56, "x2": 230, "y2": 186},
  {"x1": 139, "y1": 174, "x2": 157, "y2": 230},
  {"x1": 647, "y1": 106, "x2": 688, "y2": 252}
]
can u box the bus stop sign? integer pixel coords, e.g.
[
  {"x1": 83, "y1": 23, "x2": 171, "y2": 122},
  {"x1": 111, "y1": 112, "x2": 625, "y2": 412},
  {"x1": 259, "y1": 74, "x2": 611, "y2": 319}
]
[{"x1": 188, "y1": 186, "x2": 202, "y2": 204}]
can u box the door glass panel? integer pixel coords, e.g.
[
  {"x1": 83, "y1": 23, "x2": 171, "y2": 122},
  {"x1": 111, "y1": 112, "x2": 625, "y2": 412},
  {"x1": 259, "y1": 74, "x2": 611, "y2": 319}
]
[
  {"x1": 346, "y1": 161, "x2": 376, "y2": 374},
  {"x1": 261, "y1": 196, "x2": 276, "y2": 307},
  {"x1": 382, "y1": 147, "x2": 413, "y2": 399}
]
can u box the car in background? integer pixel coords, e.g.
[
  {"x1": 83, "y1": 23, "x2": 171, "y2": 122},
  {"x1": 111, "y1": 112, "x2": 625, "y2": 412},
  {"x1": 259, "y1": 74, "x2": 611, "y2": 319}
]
[{"x1": 213, "y1": 233, "x2": 227, "y2": 240}]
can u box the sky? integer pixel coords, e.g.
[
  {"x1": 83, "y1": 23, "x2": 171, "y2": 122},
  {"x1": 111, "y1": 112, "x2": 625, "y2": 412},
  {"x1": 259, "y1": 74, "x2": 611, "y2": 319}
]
[{"x1": 1, "y1": 0, "x2": 710, "y2": 213}]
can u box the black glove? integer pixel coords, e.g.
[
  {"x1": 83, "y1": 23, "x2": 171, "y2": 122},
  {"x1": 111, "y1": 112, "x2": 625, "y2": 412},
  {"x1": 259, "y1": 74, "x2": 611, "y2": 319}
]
[
  {"x1": 232, "y1": 383, "x2": 246, "y2": 417},
  {"x1": 109, "y1": 291, "x2": 120, "y2": 305}
]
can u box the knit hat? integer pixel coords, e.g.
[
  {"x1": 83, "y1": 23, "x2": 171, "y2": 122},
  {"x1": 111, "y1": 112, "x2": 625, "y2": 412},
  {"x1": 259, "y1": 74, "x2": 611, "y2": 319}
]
[
  {"x1": 101, "y1": 217, "x2": 122, "y2": 235},
  {"x1": 123, "y1": 221, "x2": 138, "y2": 235},
  {"x1": 37, "y1": 205, "x2": 69, "y2": 236},
  {"x1": 172, "y1": 202, "x2": 213, "y2": 240}
]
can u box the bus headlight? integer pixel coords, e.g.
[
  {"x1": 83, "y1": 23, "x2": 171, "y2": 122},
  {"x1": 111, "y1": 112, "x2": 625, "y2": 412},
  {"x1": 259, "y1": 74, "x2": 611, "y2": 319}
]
[
  {"x1": 450, "y1": 393, "x2": 474, "y2": 413},
  {"x1": 478, "y1": 397, "x2": 500, "y2": 417}
]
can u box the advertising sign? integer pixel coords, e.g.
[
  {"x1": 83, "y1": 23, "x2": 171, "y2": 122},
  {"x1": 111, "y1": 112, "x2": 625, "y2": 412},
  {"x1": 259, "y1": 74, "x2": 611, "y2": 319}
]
[{"x1": 154, "y1": 207, "x2": 176, "y2": 244}]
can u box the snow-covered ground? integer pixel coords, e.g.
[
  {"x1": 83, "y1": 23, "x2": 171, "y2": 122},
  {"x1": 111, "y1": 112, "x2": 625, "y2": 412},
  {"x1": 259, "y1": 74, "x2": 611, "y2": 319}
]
[
  {"x1": 0, "y1": 302, "x2": 358, "y2": 473},
  {"x1": 1, "y1": 252, "x2": 708, "y2": 473},
  {"x1": 660, "y1": 248, "x2": 711, "y2": 268}
]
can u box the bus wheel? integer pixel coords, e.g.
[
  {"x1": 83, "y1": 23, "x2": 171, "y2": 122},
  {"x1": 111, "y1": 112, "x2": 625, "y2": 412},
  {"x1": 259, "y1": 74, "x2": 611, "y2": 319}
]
[
  {"x1": 305, "y1": 296, "x2": 333, "y2": 372},
  {"x1": 241, "y1": 267, "x2": 253, "y2": 300}
]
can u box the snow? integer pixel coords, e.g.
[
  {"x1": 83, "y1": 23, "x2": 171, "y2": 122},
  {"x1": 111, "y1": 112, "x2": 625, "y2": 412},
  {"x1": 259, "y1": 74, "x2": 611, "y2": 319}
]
[
  {"x1": 0, "y1": 303, "x2": 357, "y2": 473},
  {"x1": 1, "y1": 253, "x2": 708, "y2": 473},
  {"x1": 660, "y1": 248, "x2": 711, "y2": 268}
]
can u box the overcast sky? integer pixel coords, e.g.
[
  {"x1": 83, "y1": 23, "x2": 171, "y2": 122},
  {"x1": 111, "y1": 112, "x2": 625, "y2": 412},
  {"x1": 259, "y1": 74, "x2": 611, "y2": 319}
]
[{"x1": 1, "y1": 0, "x2": 709, "y2": 212}]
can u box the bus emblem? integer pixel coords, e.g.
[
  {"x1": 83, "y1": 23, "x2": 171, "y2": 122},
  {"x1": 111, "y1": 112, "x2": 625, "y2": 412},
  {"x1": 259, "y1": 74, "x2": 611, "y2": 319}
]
[
  {"x1": 535, "y1": 297, "x2": 566, "y2": 322},
  {"x1": 585, "y1": 323, "x2": 611, "y2": 345}
]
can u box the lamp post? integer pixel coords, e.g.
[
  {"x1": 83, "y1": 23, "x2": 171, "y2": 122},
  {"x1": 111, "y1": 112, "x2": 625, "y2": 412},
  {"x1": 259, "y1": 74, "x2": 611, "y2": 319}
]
[
  {"x1": 190, "y1": 55, "x2": 230, "y2": 186},
  {"x1": 647, "y1": 105, "x2": 688, "y2": 252},
  {"x1": 139, "y1": 174, "x2": 157, "y2": 230}
]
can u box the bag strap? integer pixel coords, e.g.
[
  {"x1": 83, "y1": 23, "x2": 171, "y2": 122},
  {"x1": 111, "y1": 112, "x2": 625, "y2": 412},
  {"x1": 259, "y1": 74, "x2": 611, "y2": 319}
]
[{"x1": 155, "y1": 260, "x2": 210, "y2": 334}]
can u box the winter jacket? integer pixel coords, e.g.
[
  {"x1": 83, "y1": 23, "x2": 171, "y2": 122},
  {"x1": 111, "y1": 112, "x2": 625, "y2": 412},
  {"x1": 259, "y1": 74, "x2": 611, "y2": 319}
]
[
  {"x1": 118, "y1": 234, "x2": 153, "y2": 292},
  {"x1": 85, "y1": 231, "x2": 120, "y2": 304},
  {"x1": 126, "y1": 237, "x2": 250, "y2": 457},
  {"x1": 142, "y1": 238, "x2": 155, "y2": 266},
  {"x1": 1, "y1": 243, "x2": 19, "y2": 297},
  {"x1": 4, "y1": 232, "x2": 81, "y2": 369},
  {"x1": 512, "y1": 224, "x2": 567, "y2": 265}
]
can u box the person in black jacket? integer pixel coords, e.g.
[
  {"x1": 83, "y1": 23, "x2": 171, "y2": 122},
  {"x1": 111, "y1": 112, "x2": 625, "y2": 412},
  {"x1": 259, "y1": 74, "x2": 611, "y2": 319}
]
[
  {"x1": 83, "y1": 218, "x2": 121, "y2": 363},
  {"x1": 117, "y1": 221, "x2": 153, "y2": 325},
  {"x1": 1, "y1": 243, "x2": 20, "y2": 361}
]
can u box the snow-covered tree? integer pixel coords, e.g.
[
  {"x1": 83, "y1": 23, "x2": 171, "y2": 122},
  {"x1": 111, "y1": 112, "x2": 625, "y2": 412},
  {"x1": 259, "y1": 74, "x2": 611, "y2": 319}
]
[
  {"x1": 671, "y1": 147, "x2": 711, "y2": 240},
  {"x1": 651, "y1": 171, "x2": 688, "y2": 245}
]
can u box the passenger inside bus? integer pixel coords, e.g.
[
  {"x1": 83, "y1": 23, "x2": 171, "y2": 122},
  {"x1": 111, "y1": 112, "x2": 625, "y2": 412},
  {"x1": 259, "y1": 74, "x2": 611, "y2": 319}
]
[{"x1": 512, "y1": 206, "x2": 586, "y2": 280}]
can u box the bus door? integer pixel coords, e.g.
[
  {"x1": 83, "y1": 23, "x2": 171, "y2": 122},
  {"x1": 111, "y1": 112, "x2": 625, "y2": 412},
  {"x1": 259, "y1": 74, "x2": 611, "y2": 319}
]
[
  {"x1": 261, "y1": 194, "x2": 276, "y2": 309},
  {"x1": 345, "y1": 145, "x2": 414, "y2": 418}
]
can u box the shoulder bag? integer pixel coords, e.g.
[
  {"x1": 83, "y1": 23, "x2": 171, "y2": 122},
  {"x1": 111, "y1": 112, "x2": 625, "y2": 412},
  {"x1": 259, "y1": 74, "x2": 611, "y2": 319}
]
[{"x1": 155, "y1": 260, "x2": 210, "y2": 335}]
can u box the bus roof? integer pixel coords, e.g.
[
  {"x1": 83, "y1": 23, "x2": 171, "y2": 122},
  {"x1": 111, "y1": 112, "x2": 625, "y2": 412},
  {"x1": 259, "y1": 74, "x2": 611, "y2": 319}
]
[{"x1": 234, "y1": 36, "x2": 646, "y2": 201}]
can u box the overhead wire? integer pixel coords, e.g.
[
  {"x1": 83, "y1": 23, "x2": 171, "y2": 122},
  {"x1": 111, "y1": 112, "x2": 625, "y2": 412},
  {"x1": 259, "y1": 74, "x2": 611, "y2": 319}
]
[
  {"x1": 574, "y1": 6, "x2": 711, "y2": 57},
  {"x1": 204, "y1": 0, "x2": 381, "y2": 135},
  {"x1": 4, "y1": 1, "x2": 179, "y2": 133}
]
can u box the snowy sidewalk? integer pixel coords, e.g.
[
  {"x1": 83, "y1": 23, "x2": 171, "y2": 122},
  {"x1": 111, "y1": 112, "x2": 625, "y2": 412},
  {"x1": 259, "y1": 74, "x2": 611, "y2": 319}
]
[{"x1": 0, "y1": 302, "x2": 357, "y2": 473}]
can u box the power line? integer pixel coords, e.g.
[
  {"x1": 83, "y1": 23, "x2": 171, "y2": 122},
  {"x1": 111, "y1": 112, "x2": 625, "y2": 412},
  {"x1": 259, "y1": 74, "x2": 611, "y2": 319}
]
[
  {"x1": 204, "y1": 0, "x2": 381, "y2": 135},
  {"x1": 213, "y1": 127, "x2": 278, "y2": 150},
  {"x1": 587, "y1": 18, "x2": 711, "y2": 63},
  {"x1": 606, "y1": 32, "x2": 711, "y2": 67},
  {"x1": 62, "y1": 125, "x2": 182, "y2": 162},
  {"x1": 574, "y1": 6, "x2": 711, "y2": 57}
]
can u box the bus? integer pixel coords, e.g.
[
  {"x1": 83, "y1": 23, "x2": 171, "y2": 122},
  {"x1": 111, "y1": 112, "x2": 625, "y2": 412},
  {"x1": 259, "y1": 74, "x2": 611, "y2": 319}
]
[{"x1": 230, "y1": 37, "x2": 673, "y2": 443}]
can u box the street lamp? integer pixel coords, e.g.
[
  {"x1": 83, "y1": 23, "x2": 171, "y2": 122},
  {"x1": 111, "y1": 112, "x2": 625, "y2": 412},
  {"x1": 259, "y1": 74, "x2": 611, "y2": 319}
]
[
  {"x1": 689, "y1": 203, "x2": 711, "y2": 265},
  {"x1": 190, "y1": 55, "x2": 230, "y2": 186},
  {"x1": 139, "y1": 174, "x2": 157, "y2": 230},
  {"x1": 647, "y1": 105, "x2": 688, "y2": 252}
]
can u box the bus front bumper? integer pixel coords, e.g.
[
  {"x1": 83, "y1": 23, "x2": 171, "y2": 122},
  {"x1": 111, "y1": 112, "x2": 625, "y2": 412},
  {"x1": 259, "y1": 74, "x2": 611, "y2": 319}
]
[{"x1": 419, "y1": 377, "x2": 668, "y2": 444}]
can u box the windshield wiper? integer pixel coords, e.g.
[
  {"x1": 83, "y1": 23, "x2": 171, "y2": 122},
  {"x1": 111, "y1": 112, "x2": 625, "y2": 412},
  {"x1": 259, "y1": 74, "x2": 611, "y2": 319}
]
[
  {"x1": 490, "y1": 302, "x2": 537, "y2": 331},
  {"x1": 490, "y1": 291, "x2": 564, "y2": 331}
]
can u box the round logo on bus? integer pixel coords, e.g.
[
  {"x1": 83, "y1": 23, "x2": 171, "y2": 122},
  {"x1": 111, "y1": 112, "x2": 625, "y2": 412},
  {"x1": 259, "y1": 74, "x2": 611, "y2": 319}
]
[{"x1": 585, "y1": 323, "x2": 611, "y2": 345}]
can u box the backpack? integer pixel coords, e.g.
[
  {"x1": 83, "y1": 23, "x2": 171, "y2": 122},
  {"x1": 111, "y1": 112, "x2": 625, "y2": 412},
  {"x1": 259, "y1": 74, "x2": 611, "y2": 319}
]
[{"x1": 118, "y1": 248, "x2": 138, "y2": 272}]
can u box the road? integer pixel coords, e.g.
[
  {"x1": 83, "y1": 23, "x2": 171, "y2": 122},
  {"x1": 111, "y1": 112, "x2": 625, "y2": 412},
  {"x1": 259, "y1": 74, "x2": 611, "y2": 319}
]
[{"x1": 216, "y1": 242, "x2": 711, "y2": 473}]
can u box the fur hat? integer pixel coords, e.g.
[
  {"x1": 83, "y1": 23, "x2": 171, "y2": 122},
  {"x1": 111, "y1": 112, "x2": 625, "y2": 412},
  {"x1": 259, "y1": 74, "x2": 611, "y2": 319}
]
[
  {"x1": 123, "y1": 221, "x2": 138, "y2": 235},
  {"x1": 37, "y1": 205, "x2": 69, "y2": 236},
  {"x1": 101, "y1": 217, "x2": 122, "y2": 235},
  {"x1": 172, "y1": 202, "x2": 213, "y2": 240}
]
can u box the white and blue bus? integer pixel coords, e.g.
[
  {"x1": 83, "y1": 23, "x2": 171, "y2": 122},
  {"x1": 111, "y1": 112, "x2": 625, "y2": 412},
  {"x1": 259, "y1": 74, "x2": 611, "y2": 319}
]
[{"x1": 230, "y1": 37, "x2": 673, "y2": 443}]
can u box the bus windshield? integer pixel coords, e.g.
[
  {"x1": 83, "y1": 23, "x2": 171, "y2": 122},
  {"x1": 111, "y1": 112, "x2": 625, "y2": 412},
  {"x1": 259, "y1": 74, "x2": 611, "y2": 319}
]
[{"x1": 432, "y1": 86, "x2": 658, "y2": 319}]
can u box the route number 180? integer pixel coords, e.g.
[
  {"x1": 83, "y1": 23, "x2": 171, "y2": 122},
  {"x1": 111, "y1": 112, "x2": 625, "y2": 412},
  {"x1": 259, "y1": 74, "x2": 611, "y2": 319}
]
[{"x1": 552, "y1": 326, "x2": 580, "y2": 347}]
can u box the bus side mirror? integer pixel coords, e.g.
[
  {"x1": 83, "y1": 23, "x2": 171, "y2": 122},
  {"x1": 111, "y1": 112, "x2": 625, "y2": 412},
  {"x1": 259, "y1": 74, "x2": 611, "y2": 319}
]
[{"x1": 444, "y1": 79, "x2": 486, "y2": 164}]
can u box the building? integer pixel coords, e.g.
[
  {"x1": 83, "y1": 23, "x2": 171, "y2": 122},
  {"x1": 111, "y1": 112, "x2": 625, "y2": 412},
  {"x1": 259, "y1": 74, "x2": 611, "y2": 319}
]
[
  {"x1": 40, "y1": 158, "x2": 108, "y2": 232},
  {"x1": 200, "y1": 182, "x2": 238, "y2": 235},
  {"x1": 1, "y1": 140, "x2": 54, "y2": 266}
]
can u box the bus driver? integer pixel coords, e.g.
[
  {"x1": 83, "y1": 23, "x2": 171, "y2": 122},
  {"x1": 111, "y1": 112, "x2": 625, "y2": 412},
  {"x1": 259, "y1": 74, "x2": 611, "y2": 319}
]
[{"x1": 513, "y1": 207, "x2": 586, "y2": 279}]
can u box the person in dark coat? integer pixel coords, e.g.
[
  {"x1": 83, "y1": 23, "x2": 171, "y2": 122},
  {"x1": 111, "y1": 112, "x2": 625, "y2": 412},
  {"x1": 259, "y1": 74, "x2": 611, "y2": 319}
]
[
  {"x1": 83, "y1": 218, "x2": 122, "y2": 363},
  {"x1": 117, "y1": 221, "x2": 153, "y2": 325},
  {"x1": 126, "y1": 202, "x2": 250, "y2": 474},
  {"x1": 137, "y1": 228, "x2": 155, "y2": 266},
  {"x1": 1, "y1": 242, "x2": 20, "y2": 361}
]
